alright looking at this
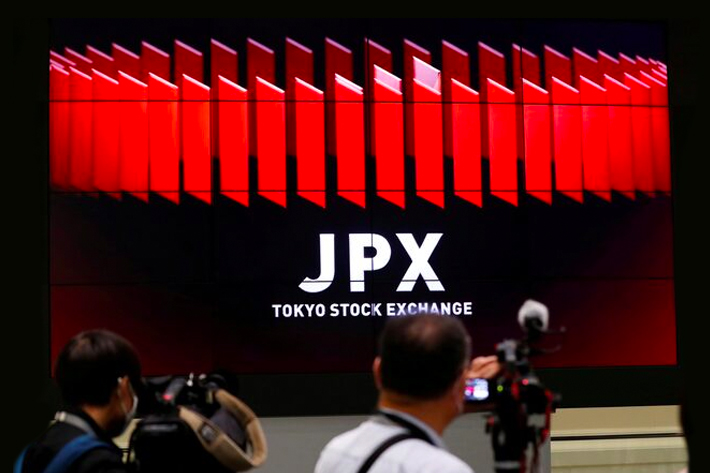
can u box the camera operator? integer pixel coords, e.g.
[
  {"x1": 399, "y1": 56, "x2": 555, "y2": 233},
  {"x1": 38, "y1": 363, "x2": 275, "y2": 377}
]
[
  {"x1": 315, "y1": 314, "x2": 499, "y2": 473},
  {"x1": 15, "y1": 330, "x2": 142, "y2": 473}
]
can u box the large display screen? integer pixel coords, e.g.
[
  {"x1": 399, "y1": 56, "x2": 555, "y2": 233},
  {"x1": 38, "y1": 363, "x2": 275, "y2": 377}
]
[{"x1": 49, "y1": 19, "x2": 675, "y2": 378}]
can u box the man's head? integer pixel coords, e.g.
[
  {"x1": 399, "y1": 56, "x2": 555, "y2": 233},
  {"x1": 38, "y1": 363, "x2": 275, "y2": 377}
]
[
  {"x1": 55, "y1": 330, "x2": 142, "y2": 437},
  {"x1": 373, "y1": 314, "x2": 471, "y2": 425}
]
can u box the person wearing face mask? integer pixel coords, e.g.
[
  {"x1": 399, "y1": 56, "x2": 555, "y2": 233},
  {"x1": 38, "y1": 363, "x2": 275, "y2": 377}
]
[
  {"x1": 315, "y1": 314, "x2": 500, "y2": 473},
  {"x1": 15, "y1": 330, "x2": 142, "y2": 473}
]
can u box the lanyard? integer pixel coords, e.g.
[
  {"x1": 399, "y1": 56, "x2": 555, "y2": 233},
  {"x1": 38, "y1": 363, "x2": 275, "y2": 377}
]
[
  {"x1": 355, "y1": 410, "x2": 436, "y2": 473},
  {"x1": 54, "y1": 411, "x2": 96, "y2": 436},
  {"x1": 376, "y1": 410, "x2": 435, "y2": 445}
]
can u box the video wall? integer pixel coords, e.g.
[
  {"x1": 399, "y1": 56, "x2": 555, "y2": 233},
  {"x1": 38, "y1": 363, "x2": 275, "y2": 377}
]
[{"x1": 49, "y1": 19, "x2": 675, "y2": 376}]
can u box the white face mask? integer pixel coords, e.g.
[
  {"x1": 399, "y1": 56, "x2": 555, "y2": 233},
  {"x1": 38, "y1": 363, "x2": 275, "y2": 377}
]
[{"x1": 118, "y1": 377, "x2": 139, "y2": 435}]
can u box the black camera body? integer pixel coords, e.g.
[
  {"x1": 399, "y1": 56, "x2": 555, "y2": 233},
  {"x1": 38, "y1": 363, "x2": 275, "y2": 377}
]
[{"x1": 129, "y1": 373, "x2": 248, "y2": 473}]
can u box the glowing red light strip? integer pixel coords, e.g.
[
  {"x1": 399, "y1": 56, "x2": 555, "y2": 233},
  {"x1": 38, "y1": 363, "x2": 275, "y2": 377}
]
[
  {"x1": 218, "y1": 76, "x2": 249, "y2": 206},
  {"x1": 118, "y1": 71, "x2": 149, "y2": 201},
  {"x1": 442, "y1": 40, "x2": 470, "y2": 159},
  {"x1": 141, "y1": 41, "x2": 170, "y2": 82},
  {"x1": 68, "y1": 67, "x2": 93, "y2": 192},
  {"x1": 373, "y1": 69, "x2": 405, "y2": 208},
  {"x1": 210, "y1": 39, "x2": 238, "y2": 158},
  {"x1": 551, "y1": 77, "x2": 583, "y2": 203},
  {"x1": 149, "y1": 73, "x2": 180, "y2": 204},
  {"x1": 334, "y1": 74, "x2": 366, "y2": 207},
  {"x1": 522, "y1": 79, "x2": 552, "y2": 204},
  {"x1": 295, "y1": 78, "x2": 326, "y2": 208},
  {"x1": 451, "y1": 78, "x2": 482, "y2": 206},
  {"x1": 487, "y1": 79, "x2": 518, "y2": 206},
  {"x1": 255, "y1": 77, "x2": 286, "y2": 207},
  {"x1": 92, "y1": 69, "x2": 120, "y2": 197},
  {"x1": 286, "y1": 38, "x2": 314, "y2": 157}
]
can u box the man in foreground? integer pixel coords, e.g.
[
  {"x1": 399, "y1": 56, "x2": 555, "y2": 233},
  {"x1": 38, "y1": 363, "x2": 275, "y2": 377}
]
[
  {"x1": 315, "y1": 314, "x2": 499, "y2": 473},
  {"x1": 16, "y1": 330, "x2": 141, "y2": 473}
]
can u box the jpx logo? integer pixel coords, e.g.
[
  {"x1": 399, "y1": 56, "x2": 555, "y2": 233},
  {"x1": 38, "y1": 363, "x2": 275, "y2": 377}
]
[{"x1": 299, "y1": 233, "x2": 445, "y2": 293}]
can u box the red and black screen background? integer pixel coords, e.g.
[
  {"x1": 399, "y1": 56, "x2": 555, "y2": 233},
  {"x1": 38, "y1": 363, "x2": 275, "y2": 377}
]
[{"x1": 49, "y1": 20, "x2": 676, "y2": 380}]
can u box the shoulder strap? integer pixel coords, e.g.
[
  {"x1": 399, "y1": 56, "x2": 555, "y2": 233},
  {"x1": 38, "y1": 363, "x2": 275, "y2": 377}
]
[
  {"x1": 13, "y1": 448, "x2": 28, "y2": 473},
  {"x1": 42, "y1": 434, "x2": 111, "y2": 473},
  {"x1": 356, "y1": 410, "x2": 438, "y2": 473},
  {"x1": 356, "y1": 432, "x2": 418, "y2": 473}
]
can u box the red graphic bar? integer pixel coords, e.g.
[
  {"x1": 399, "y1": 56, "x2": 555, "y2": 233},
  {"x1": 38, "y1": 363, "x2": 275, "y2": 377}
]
[
  {"x1": 218, "y1": 76, "x2": 249, "y2": 206},
  {"x1": 551, "y1": 77, "x2": 583, "y2": 202},
  {"x1": 255, "y1": 77, "x2": 286, "y2": 207},
  {"x1": 210, "y1": 39, "x2": 238, "y2": 157},
  {"x1": 50, "y1": 50, "x2": 76, "y2": 69},
  {"x1": 365, "y1": 39, "x2": 393, "y2": 156},
  {"x1": 118, "y1": 72, "x2": 149, "y2": 201},
  {"x1": 68, "y1": 67, "x2": 93, "y2": 192},
  {"x1": 374, "y1": 65, "x2": 401, "y2": 91},
  {"x1": 544, "y1": 45, "x2": 572, "y2": 89},
  {"x1": 636, "y1": 56, "x2": 652, "y2": 75},
  {"x1": 294, "y1": 78, "x2": 326, "y2": 207},
  {"x1": 47, "y1": 38, "x2": 671, "y2": 211},
  {"x1": 572, "y1": 48, "x2": 600, "y2": 87},
  {"x1": 412, "y1": 77, "x2": 444, "y2": 207},
  {"x1": 522, "y1": 79, "x2": 552, "y2": 204},
  {"x1": 479, "y1": 42, "x2": 506, "y2": 159},
  {"x1": 247, "y1": 39, "x2": 276, "y2": 157},
  {"x1": 641, "y1": 71, "x2": 671, "y2": 193},
  {"x1": 513, "y1": 44, "x2": 541, "y2": 90},
  {"x1": 86, "y1": 45, "x2": 116, "y2": 78},
  {"x1": 92, "y1": 69, "x2": 120, "y2": 196},
  {"x1": 65, "y1": 47, "x2": 93, "y2": 75},
  {"x1": 513, "y1": 45, "x2": 540, "y2": 159},
  {"x1": 334, "y1": 75, "x2": 365, "y2": 207},
  {"x1": 403, "y1": 39, "x2": 431, "y2": 157},
  {"x1": 598, "y1": 50, "x2": 622, "y2": 82},
  {"x1": 112, "y1": 43, "x2": 140, "y2": 78},
  {"x1": 325, "y1": 38, "x2": 353, "y2": 157},
  {"x1": 182, "y1": 75, "x2": 211, "y2": 203},
  {"x1": 373, "y1": 69, "x2": 405, "y2": 208},
  {"x1": 50, "y1": 65, "x2": 70, "y2": 189},
  {"x1": 487, "y1": 79, "x2": 517, "y2": 206},
  {"x1": 450, "y1": 78, "x2": 481, "y2": 206},
  {"x1": 148, "y1": 73, "x2": 179, "y2": 204},
  {"x1": 625, "y1": 73, "x2": 655, "y2": 195},
  {"x1": 174, "y1": 40, "x2": 203, "y2": 84},
  {"x1": 413, "y1": 57, "x2": 442, "y2": 90},
  {"x1": 141, "y1": 41, "x2": 170, "y2": 82},
  {"x1": 604, "y1": 74, "x2": 635, "y2": 199},
  {"x1": 286, "y1": 38, "x2": 314, "y2": 157},
  {"x1": 651, "y1": 68, "x2": 668, "y2": 84},
  {"x1": 412, "y1": 57, "x2": 443, "y2": 204},
  {"x1": 442, "y1": 40, "x2": 470, "y2": 158},
  {"x1": 365, "y1": 38, "x2": 393, "y2": 88},
  {"x1": 618, "y1": 53, "x2": 638, "y2": 77},
  {"x1": 580, "y1": 76, "x2": 611, "y2": 201}
]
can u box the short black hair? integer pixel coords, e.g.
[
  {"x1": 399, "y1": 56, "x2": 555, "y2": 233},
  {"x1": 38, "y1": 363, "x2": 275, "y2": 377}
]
[
  {"x1": 55, "y1": 330, "x2": 142, "y2": 406},
  {"x1": 378, "y1": 315, "x2": 471, "y2": 399}
]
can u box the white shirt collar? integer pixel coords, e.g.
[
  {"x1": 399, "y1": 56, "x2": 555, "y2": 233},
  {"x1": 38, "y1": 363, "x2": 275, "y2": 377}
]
[{"x1": 377, "y1": 407, "x2": 448, "y2": 450}]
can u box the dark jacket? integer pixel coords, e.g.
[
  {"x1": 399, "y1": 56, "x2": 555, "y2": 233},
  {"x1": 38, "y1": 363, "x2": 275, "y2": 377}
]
[{"x1": 18, "y1": 408, "x2": 128, "y2": 473}]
